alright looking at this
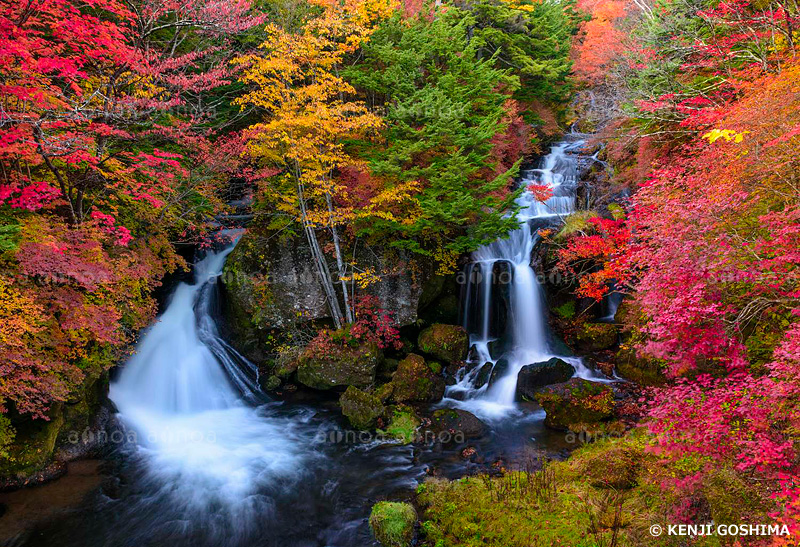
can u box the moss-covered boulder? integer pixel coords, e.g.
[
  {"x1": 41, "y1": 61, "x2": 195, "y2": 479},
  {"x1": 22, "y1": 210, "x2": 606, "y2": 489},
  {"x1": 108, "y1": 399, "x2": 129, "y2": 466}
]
[
  {"x1": 516, "y1": 358, "x2": 576, "y2": 401},
  {"x1": 534, "y1": 379, "x2": 614, "y2": 431},
  {"x1": 379, "y1": 405, "x2": 421, "y2": 443},
  {"x1": 574, "y1": 322, "x2": 618, "y2": 352},
  {"x1": 417, "y1": 324, "x2": 469, "y2": 365},
  {"x1": 391, "y1": 354, "x2": 445, "y2": 403},
  {"x1": 339, "y1": 386, "x2": 385, "y2": 430},
  {"x1": 296, "y1": 339, "x2": 382, "y2": 390},
  {"x1": 369, "y1": 501, "x2": 417, "y2": 547}
]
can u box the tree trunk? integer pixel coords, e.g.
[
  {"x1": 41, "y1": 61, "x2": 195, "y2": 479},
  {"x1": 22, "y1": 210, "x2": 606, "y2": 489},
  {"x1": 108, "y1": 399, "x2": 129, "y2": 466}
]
[
  {"x1": 326, "y1": 192, "x2": 353, "y2": 323},
  {"x1": 297, "y1": 182, "x2": 345, "y2": 329}
]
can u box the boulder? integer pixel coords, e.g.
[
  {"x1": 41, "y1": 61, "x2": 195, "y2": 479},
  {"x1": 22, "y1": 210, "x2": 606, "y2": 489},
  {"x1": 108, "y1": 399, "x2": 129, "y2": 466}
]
[
  {"x1": 573, "y1": 322, "x2": 618, "y2": 352},
  {"x1": 369, "y1": 501, "x2": 417, "y2": 547},
  {"x1": 534, "y1": 378, "x2": 614, "y2": 431},
  {"x1": 515, "y1": 358, "x2": 576, "y2": 401},
  {"x1": 261, "y1": 375, "x2": 281, "y2": 391},
  {"x1": 615, "y1": 346, "x2": 666, "y2": 386},
  {"x1": 426, "y1": 409, "x2": 487, "y2": 440},
  {"x1": 417, "y1": 324, "x2": 469, "y2": 365},
  {"x1": 391, "y1": 354, "x2": 445, "y2": 403},
  {"x1": 296, "y1": 340, "x2": 382, "y2": 390},
  {"x1": 339, "y1": 386, "x2": 385, "y2": 430}
]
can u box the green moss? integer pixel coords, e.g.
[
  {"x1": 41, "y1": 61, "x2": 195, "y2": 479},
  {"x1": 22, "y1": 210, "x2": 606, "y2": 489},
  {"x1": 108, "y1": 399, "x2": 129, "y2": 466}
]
[
  {"x1": 703, "y1": 467, "x2": 770, "y2": 525},
  {"x1": 369, "y1": 501, "x2": 417, "y2": 547},
  {"x1": 391, "y1": 354, "x2": 443, "y2": 403},
  {"x1": 555, "y1": 210, "x2": 600, "y2": 241},
  {"x1": 296, "y1": 337, "x2": 382, "y2": 390},
  {"x1": 0, "y1": 408, "x2": 64, "y2": 478},
  {"x1": 416, "y1": 436, "x2": 731, "y2": 547},
  {"x1": 417, "y1": 324, "x2": 469, "y2": 364},
  {"x1": 535, "y1": 379, "x2": 614, "y2": 431},
  {"x1": 428, "y1": 361, "x2": 443, "y2": 375},
  {"x1": 553, "y1": 300, "x2": 576, "y2": 319},
  {"x1": 379, "y1": 406, "x2": 421, "y2": 444},
  {"x1": 339, "y1": 386, "x2": 385, "y2": 430},
  {"x1": 574, "y1": 322, "x2": 618, "y2": 352}
]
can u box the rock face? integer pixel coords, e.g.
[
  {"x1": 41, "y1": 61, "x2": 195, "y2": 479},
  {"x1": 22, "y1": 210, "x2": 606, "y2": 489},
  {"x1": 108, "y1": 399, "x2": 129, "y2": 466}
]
[
  {"x1": 516, "y1": 358, "x2": 576, "y2": 401},
  {"x1": 339, "y1": 386, "x2": 385, "y2": 430},
  {"x1": 296, "y1": 341, "x2": 382, "y2": 390},
  {"x1": 391, "y1": 354, "x2": 445, "y2": 403},
  {"x1": 222, "y1": 229, "x2": 441, "y2": 361},
  {"x1": 426, "y1": 409, "x2": 487, "y2": 440},
  {"x1": 534, "y1": 378, "x2": 614, "y2": 431},
  {"x1": 417, "y1": 324, "x2": 469, "y2": 365},
  {"x1": 222, "y1": 229, "x2": 328, "y2": 362},
  {"x1": 573, "y1": 322, "x2": 618, "y2": 352},
  {"x1": 369, "y1": 501, "x2": 417, "y2": 547}
]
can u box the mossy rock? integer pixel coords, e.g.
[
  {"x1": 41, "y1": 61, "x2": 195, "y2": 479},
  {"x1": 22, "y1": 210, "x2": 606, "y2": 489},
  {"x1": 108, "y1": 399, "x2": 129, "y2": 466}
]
[
  {"x1": 377, "y1": 358, "x2": 400, "y2": 382},
  {"x1": 374, "y1": 382, "x2": 394, "y2": 403},
  {"x1": 274, "y1": 347, "x2": 302, "y2": 379},
  {"x1": 379, "y1": 406, "x2": 421, "y2": 444},
  {"x1": 534, "y1": 379, "x2": 614, "y2": 431},
  {"x1": 417, "y1": 324, "x2": 469, "y2": 365},
  {"x1": 391, "y1": 354, "x2": 445, "y2": 403},
  {"x1": 0, "y1": 407, "x2": 65, "y2": 480},
  {"x1": 296, "y1": 339, "x2": 382, "y2": 390},
  {"x1": 574, "y1": 322, "x2": 618, "y2": 352},
  {"x1": 339, "y1": 386, "x2": 385, "y2": 430},
  {"x1": 581, "y1": 442, "x2": 642, "y2": 489},
  {"x1": 369, "y1": 501, "x2": 417, "y2": 547},
  {"x1": 262, "y1": 375, "x2": 282, "y2": 391}
]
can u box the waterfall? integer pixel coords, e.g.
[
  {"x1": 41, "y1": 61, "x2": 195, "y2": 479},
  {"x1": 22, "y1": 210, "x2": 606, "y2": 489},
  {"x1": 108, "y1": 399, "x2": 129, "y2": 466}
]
[
  {"x1": 109, "y1": 236, "x2": 307, "y2": 530},
  {"x1": 444, "y1": 140, "x2": 599, "y2": 419}
]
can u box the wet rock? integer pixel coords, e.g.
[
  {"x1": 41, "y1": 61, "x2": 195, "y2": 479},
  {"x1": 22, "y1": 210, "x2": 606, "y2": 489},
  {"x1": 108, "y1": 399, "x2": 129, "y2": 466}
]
[
  {"x1": 573, "y1": 322, "x2": 618, "y2": 352},
  {"x1": 488, "y1": 358, "x2": 509, "y2": 386},
  {"x1": 369, "y1": 501, "x2": 417, "y2": 547},
  {"x1": 516, "y1": 358, "x2": 576, "y2": 401},
  {"x1": 534, "y1": 378, "x2": 614, "y2": 431},
  {"x1": 417, "y1": 324, "x2": 469, "y2": 365},
  {"x1": 377, "y1": 358, "x2": 400, "y2": 382},
  {"x1": 339, "y1": 386, "x2": 385, "y2": 430},
  {"x1": 426, "y1": 409, "x2": 487, "y2": 440},
  {"x1": 296, "y1": 340, "x2": 382, "y2": 390},
  {"x1": 391, "y1": 354, "x2": 445, "y2": 403},
  {"x1": 473, "y1": 363, "x2": 493, "y2": 389},
  {"x1": 261, "y1": 375, "x2": 281, "y2": 391}
]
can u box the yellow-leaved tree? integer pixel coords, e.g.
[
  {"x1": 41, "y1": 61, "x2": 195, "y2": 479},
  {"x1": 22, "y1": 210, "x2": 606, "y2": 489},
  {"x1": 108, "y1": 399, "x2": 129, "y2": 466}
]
[{"x1": 235, "y1": 0, "x2": 397, "y2": 328}]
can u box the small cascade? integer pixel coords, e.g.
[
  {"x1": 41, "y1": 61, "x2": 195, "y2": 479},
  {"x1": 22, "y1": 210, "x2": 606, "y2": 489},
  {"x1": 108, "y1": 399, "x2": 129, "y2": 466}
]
[{"x1": 446, "y1": 139, "x2": 602, "y2": 419}]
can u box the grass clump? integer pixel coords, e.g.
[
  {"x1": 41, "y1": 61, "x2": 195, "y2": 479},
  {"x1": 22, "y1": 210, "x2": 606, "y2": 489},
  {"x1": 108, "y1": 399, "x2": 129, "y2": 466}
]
[{"x1": 369, "y1": 501, "x2": 417, "y2": 547}]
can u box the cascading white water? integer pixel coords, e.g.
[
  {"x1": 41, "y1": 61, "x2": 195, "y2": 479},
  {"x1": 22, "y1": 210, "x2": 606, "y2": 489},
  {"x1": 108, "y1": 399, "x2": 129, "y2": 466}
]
[
  {"x1": 110, "y1": 238, "x2": 305, "y2": 516},
  {"x1": 445, "y1": 140, "x2": 600, "y2": 419}
]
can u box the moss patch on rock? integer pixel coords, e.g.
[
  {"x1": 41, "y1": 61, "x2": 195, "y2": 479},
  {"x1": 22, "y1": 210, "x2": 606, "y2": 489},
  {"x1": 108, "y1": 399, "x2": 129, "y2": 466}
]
[
  {"x1": 574, "y1": 321, "x2": 618, "y2": 352},
  {"x1": 391, "y1": 354, "x2": 445, "y2": 403},
  {"x1": 379, "y1": 406, "x2": 421, "y2": 444},
  {"x1": 534, "y1": 378, "x2": 614, "y2": 431},
  {"x1": 339, "y1": 386, "x2": 385, "y2": 430},
  {"x1": 417, "y1": 324, "x2": 469, "y2": 365},
  {"x1": 296, "y1": 337, "x2": 382, "y2": 390},
  {"x1": 369, "y1": 501, "x2": 417, "y2": 547}
]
